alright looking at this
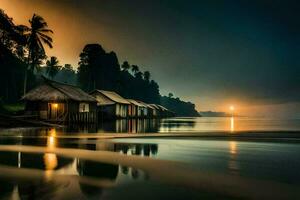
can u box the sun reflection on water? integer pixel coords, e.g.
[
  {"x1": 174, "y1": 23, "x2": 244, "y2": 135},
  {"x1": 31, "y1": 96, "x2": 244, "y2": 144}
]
[
  {"x1": 229, "y1": 141, "x2": 237, "y2": 155},
  {"x1": 230, "y1": 117, "x2": 235, "y2": 132},
  {"x1": 44, "y1": 128, "x2": 58, "y2": 176},
  {"x1": 228, "y1": 141, "x2": 239, "y2": 174}
]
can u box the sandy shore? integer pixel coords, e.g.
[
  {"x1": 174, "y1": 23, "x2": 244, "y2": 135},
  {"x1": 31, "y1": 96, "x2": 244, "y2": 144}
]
[{"x1": 0, "y1": 145, "x2": 299, "y2": 200}]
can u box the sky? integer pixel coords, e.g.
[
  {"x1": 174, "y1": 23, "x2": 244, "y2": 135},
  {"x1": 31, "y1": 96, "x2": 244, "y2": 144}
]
[{"x1": 1, "y1": 0, "x2": 300, "y2": 117}]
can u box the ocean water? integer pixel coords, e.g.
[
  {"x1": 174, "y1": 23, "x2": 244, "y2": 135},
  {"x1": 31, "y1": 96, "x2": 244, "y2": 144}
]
[
  {"x1": 159, "y1": 117, "x2": 300, "y2": 132},
  {"x1": 93, "y1": 117, "x2": 300, "y2": 133}
]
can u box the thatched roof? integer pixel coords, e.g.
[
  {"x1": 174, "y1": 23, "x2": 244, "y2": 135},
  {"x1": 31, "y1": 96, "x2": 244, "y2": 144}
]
[
  {"x1": 22, "y1": 78, "x2": 97, "y2": 102},
  {"x1": 156, "y1": 104, "x2": 169, "y2": 111},
  {"x1": 127, "y1": 99, "x2": 144, "y2": 107},
  {"x1": 147, "y1": 104, "x2": 157, "y2": 110},
  {"x1": 90, "y1": 90, "x2": 130, "y2": 105},
  {"x1": 149, "y1": 104, "x2": 160, "y2": 110},
  {"x1": 149, "y1": 104, "x2": 169, "y2": 111},
  {"x1": 136, "y1": 100, "x2": 150, "y2": 108}
]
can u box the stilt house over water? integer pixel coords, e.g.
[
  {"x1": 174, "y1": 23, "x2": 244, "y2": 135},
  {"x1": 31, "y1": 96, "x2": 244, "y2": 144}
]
[
  {"x1": 22, "y1": 78, "x2": 97, "y2": 123},
  {"x1": 127, "y1": 99, "x2": 144, "y2": 118},
  {"x1": 90, "y1": 90, "x2": 131, "y2": 118}
]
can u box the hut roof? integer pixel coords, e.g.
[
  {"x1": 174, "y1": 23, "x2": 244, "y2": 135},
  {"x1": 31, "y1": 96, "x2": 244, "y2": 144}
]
[
  {"x1": 127, "y1": 99, "x2": 144, "y2": 107},
  {"x1": 154, "y1": 104, "x2": 169, "y2": 111},
  {"x1": 149, "y1": 104, "x2": 160, "y2": 110},
  {"x1": 90, "y1": 90, "x2": 130, "y2": 105},
  {"x1": 136, "y1": 101, "x2": 150, "y2": 108},
  {"x1": 22, "y1": 78, "x2": 97, "y2": 102},
  {"x1": 147, "y1": 104, "x2": 156, "y2": 110},
  {"x1": 158, "y1": 105, "x2": 169, "y2": 111}
]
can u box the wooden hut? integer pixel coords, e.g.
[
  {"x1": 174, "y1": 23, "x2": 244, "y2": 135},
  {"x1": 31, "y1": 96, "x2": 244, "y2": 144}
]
[
  {"x1": 90, "y1": 90, "x2": 130, "y2": 118},
  {"x1": 149, "y1": 104, "x2": 161, "y2": 117},
  {"x1": 136, "y1": 101, "x2": 149, "y2": 118},
  {"x1": 22, "y1": 78, "x2": 97, "y2": 123},
  {"x1": 147, "y1": 104, "x2": 158, "y2": 117},
  {"x1": 127, "y1": 99, "x2": 144, "y2": 118}
]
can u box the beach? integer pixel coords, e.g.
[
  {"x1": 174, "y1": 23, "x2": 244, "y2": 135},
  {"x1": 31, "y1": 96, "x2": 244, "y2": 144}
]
[{"x1": 0, "y1": 117, "x2": 300, "y2": 199}]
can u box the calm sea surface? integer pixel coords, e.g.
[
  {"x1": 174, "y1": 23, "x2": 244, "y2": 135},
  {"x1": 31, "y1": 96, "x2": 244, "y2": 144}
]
[
  {"x1": 0, "y1": 117, "x2": 300, "y2": 199},
  {"x1": 96, "y1": 116, "x2": 300, "y2": 133}
]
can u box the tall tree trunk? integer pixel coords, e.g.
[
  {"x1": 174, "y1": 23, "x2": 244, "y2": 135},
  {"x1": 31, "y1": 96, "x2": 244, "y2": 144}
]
[{"x1": 23, "y1": 51, "x2": 31, "y2": 96}]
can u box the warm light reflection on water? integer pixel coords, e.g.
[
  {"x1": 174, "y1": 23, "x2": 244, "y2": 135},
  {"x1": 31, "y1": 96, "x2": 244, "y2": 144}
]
[
  {"x1": 230, "y1": 117, "x2": 235, "y2": 132},
  {"x1": 228, "y1": 141, "x2": 239, "y2": 174},
  {"x1": 47, "y1": 128, "x2": 57, "y2": 149},
  {"x1": 45, "y1": 129, "x2": 58, "y2": 172},
  {"x1": 229, "y1": 141, "x2": 237, "y2": 154},
  {"x1": 44, "y1": 153, "x2": 58, "y2": 170}
]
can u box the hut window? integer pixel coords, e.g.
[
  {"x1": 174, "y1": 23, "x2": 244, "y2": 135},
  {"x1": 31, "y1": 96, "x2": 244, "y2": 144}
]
[{"x1": 79, "y1": 103, "x2": 89, "y2": 112}]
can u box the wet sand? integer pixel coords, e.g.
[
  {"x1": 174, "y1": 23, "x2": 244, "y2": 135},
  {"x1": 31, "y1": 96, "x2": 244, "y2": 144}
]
[{"x1": 0, "y1": 144, "x2": 299, "y2": 199}]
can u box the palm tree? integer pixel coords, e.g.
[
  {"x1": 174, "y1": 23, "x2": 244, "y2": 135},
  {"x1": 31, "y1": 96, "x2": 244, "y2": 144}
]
[
  {"x1": 121, "y1": 61, "x2": 131, "y2": 72},
  {"x1": 131, "y1": 65, "x2": 139, "y2": 75},
  {"x1": 23, "y1": 14, "x2": 53, "y2": 95},
  {"x1": 143, "y1": 71, "x2": 150, "y2": 82},
  {"x1": 135, "y1": 71, "x2": 143, "y2": 79},
  {"x1": 46, "y1": 56, "x2": 60, "y2": 80}
]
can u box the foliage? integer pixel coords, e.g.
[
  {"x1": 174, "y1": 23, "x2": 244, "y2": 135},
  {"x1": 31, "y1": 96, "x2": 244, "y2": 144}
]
[
  {"x1": 77, "y1": 44, "x2": 119, "y2": 91},
  {"x1": 46, "y1": 56, "x2": 61, "y2": 80},
  {"x1": 77, "y1": 43, "x2": 161, "y2": 104},
  {"x1": 160, "y1": 95, "x2": 200, "y2": 117}
]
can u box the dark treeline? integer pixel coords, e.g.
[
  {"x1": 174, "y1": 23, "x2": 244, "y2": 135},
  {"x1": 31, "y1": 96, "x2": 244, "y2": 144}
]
[
  {"x1": 77, "y1": 43, "x2": 160, "y2": 104},
  {"x1": 161, "y1": 93, "x2": 199, "y2": 117},
  {"x1": 0, "y1": 9, "x2": 199, "y2": 116}
]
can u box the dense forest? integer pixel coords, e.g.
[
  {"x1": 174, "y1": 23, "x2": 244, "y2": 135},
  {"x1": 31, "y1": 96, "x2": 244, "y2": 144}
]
[
  {"x1": 161, "y1": 94, "x2": 200, "y2": 117},
  {"x1": 0, "y1": 9, "x2": 199, "y2": 116}
]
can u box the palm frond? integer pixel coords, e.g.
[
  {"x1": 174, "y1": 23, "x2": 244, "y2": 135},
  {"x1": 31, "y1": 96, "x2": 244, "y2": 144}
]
[
  {"x1": 38, "y1": 32, "x2": 53, "y2": 43},
  {"x1": 40, "y1": 36, "x2": 53, "y2": 48}
]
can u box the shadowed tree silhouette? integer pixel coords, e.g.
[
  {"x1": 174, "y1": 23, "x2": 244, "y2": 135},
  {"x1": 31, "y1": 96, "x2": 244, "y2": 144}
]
[
  {"x1": 131, "y1": 65, "x2": 139, "y2": 75},
  {"x1": 0, "y1": 10, "x2": 27, "y2": 48},
  {"x1": 143, "y1": 71, "x2": 150, "y2": 82},
  {"x1": 0, "y1": 9, "x2": 27, "y2": 102},
  {"x1": 46, "y1": 56, "x2": 61, "y2": 80},
  {"x1": 121, "y1": 61, "x2": 130, "y2": 72},
  {"x1": 23, "y1": 14, "x2": 53, "y2": 95},
  {"x1": 78, "y1": 44, "x2": 105, "y2": 91},
  {"x1": 64, "y1": 64, "x2": 73, "y2": 71},
  {"x1": 135, "y1": 71, "x2": 143, "y2": 80}
]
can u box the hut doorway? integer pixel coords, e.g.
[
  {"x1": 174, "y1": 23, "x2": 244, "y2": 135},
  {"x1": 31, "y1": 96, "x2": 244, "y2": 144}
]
[{"x1": 48, "y1": 103, "x2": 64, "y2": 120}]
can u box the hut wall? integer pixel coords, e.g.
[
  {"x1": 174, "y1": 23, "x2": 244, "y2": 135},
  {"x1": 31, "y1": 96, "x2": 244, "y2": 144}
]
[
  {"x1": 116, "y1": 104, "x2": 128, "y2": 118},
  {"x1": 25, "y1": 101, "x2": 48, "y2": 119},
  {"x1": 98, "y1": 105, "x2": 116, "y2": 119},
  {"x1": 67, "y1": 101, "x2": 97, "y2": 123}
]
